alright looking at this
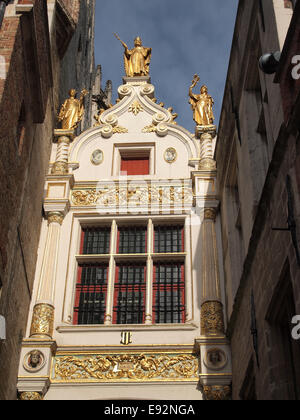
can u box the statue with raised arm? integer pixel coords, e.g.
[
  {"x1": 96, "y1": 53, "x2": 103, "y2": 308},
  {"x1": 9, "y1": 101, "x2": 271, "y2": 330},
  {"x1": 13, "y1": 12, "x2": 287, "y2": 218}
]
[
  {"x1": 58, "y1": 88, "x2": 89, "y2": 130},
  {"x1": 114, "y1": 33, "x2": 152, "y2": 77},
  {"x1": 189, "y1": 75, "x2": 215, "y2": 126}
]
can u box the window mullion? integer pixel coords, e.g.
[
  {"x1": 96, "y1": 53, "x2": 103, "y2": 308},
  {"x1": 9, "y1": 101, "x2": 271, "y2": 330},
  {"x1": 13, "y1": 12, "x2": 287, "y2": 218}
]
[
  {"x1": 145, "y1": 219, "x2": 153, "y2": 324},
  {"x1": 105, "y1": 220, "x2": 117, "y2": 325}
]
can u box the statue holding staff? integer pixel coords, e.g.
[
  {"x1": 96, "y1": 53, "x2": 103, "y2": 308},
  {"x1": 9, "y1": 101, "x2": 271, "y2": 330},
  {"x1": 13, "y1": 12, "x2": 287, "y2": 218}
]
[
  {"x1": 114, "y1": 33, "x2": 152, "y2": 77},
  {"x1": 58, "y1": 88, "x2": 88, "y2": 130},
  {"x1": 189, "y1": 74, "x2": 215, "y2": 126}
]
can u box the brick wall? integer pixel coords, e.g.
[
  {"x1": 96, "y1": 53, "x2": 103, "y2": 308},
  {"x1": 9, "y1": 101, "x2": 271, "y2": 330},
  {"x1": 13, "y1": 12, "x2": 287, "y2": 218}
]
[
  {"x1": 0, "y1": 0, "x2": 96, "y2": 399},
  {"x1": 216, "y1": 0, "x2": 300, "y2": 400}
]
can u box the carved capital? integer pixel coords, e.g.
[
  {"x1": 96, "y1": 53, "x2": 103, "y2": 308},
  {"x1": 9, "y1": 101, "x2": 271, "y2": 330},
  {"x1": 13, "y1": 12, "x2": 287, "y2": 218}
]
[
  {"x1": 198, "y1": 158, "x2": 217, "y2": 170},
  {"x1": 30, "y1": 303, "x2": 54, "y2": 339},
  {"x1": 47, "y1": 212, "x2": 64, "y2": 226},
  {"x1": 19, "y1": 391, "x2": 44, "y2": 400},
  {"x1": 202, "y1": 385, "x2": 231, "y2": 401},
  {"x1": 51, "y1": 161, "x2": 69, "y2": 175},
  {"x1": 195, "y1": 124, "x2": 217, "y2": 139},
  {"x1": 204, "y1": 208, "x2": 217, "y2": 221},
  {"x1": 201, "y1": 301, "x2": 225, "y2": 336}
]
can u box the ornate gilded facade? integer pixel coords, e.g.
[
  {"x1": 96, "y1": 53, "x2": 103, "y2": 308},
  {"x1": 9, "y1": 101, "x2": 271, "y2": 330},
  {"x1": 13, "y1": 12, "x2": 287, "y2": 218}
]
[{"x1": 16, "y1": 38, "x2": 232, "y2": 400}]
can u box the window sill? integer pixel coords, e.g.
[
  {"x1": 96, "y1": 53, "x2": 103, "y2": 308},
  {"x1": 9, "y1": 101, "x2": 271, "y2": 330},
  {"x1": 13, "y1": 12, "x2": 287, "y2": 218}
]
[{"x1": 56, "y1": 322, "x2": 199, "y2": 334}]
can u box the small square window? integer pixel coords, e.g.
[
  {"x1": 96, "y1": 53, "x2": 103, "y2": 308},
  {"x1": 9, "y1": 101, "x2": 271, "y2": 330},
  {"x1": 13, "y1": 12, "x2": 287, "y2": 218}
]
[{"x1": 121, "y1": 156, "x2": 150, "y2": 176}]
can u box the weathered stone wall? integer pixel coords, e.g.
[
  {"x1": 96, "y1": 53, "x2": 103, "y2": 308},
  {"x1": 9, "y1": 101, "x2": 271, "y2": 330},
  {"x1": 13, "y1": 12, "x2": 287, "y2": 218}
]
[
  {"x1": 216, "y1": 0, "x2": 300, "y2": 400},
  {"x1": 0, "y1": 0, "x2": 96, "y2": 400}
]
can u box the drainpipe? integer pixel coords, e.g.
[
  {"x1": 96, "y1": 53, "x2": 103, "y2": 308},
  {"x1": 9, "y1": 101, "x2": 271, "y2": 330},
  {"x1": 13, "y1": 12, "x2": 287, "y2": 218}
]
[{"x1": 0, "y1": 0, "x2": 10, "y2": 30}]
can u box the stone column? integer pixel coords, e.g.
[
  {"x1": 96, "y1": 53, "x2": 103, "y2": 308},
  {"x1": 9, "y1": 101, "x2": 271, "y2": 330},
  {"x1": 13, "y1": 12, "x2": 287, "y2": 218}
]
[
  {"x1": 200, "y1": 208, "x2": 225, "y2": 336},
  {"x1": 29, "y1": 212, "x2": 64, "y2": 339},
  {"x1": 193, "y1": 125, "x2": 232, "y2": 400},
  {"x1": 51, "y1": 129, "x2": 74, "y2": 175},
  {"x1": 196, "y1": 125, "x2": 217, "y2": 170}
]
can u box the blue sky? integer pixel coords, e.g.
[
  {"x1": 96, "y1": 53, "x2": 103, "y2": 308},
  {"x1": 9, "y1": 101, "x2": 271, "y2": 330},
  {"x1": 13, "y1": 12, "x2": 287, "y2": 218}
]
[{"x1": 94, "y1": 0, "x2": 238, "y2": 132}]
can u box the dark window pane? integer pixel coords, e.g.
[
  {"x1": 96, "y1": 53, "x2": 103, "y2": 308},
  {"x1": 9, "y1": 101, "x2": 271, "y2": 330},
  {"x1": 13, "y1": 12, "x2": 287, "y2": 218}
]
[
  {"x1": 82, "y1": 227, "x2": 110, "y2": 254},
  {"x1": 73, "y1": 264, "x2": 108, "y2": 325},
  {"x1": 113, "y1": 264, "x2": 146, "y2": 324},
  {"x1": 153, "y1": 263, "x2": 185, "y2": 324},
  {"x1": 118, "y1": 227, "x2": 146, "y2": 254},
  {"x1": 154, "y1": 226, "x2": 184, "y2": 253}
]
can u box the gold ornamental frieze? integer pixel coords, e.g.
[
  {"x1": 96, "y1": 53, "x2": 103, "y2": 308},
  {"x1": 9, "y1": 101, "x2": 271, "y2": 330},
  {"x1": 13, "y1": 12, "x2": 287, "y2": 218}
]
[
  {"x1": 71, "y1": 182, "x2": 193, "y2": 209},
  {"x1": 52, "y1": 352, "x2": 199, "y2": 383}
]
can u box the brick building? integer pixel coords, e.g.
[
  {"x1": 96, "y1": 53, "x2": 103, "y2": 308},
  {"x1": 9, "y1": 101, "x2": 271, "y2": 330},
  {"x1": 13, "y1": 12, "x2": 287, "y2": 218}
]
[
  {"x1": 0, "y1": 0, "x2": 110, "y2": 400},
  {"x1": 216, "y1": 0, "x2": 300, "y2": 400}
]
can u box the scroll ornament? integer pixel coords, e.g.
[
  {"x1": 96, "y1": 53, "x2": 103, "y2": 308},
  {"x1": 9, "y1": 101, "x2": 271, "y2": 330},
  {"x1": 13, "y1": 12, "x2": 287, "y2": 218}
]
[
  {"x1": 201, "y1": 301, "x2": 225, "y2": 335},
  {"x1": 53, "y1": 353, "x2": 199, "y2": 382}
]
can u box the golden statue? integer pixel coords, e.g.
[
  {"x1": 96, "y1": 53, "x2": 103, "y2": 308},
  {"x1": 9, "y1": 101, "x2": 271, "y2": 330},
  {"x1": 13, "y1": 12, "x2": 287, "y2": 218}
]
[
  {"x1": 58, "y1": 89, "x2": 88, "y2": 130},
  {"x1": 114, "y1": 33, "x2": 152, "y2": 77},
  {"x1": 189, "y1": 75, "x2": 214, "y2": 126}
]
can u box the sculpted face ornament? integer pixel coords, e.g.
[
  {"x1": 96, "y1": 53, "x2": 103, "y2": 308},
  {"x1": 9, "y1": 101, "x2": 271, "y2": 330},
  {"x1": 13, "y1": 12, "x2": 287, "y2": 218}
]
[
  {"x1": 204, "y1": 348, "x2": 228, "y2": 371},
  {"x1": 24, "y1": 350, "x2": 45, "y2": 373}
]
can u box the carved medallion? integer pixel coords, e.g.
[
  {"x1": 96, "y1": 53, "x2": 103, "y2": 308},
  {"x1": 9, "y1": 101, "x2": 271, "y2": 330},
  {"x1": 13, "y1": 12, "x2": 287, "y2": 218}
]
[
  {"x1": 204, "y1": 348, "x2": 227, "y2": 371},
  {"x1": 23, "y1": 350, "x2": 46, "y2": 373},
  {"x1": 91, "y1": 149, "x2": 104, "y2": 166},
  {"x1": 164, "y1": 148, "x2": 177, "y2": 164}
]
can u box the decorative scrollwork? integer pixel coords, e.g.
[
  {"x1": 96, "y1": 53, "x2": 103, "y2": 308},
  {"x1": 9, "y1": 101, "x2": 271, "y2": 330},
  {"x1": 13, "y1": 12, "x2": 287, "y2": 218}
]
[
  {"x1": 71, "y1": 184, "x2": 193, "y2": 208},
  {"x1": 201, "y1": 301, "x2": 225, "y2": 336},
  {"x1": 30, "y1": 303, "x2": 54, "y2": 338},
  {"x1": 52, "y1": 353, "x2": 199, "y2": 383},
  {"x1": 128, "y1": 101, "x2": 144, "y2": 116}
]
